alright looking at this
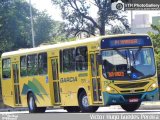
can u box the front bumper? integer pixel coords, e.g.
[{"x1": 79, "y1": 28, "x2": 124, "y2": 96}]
[{"x1": 103, "y1": 88, "x2": 159, "y2": 105}]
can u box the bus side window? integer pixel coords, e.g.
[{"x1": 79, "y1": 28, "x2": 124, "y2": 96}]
[
  {"x1": 63, "y1": 48, "x2": 75, "y2": 72},
  {"x1": 27, "y1": 54, "x2": 38, "y2": 76},
  {"x1": 90, "y1": 54, "x2": 96, "y2": 77},
  {"x1": 52, "y1": 59, "x2": 58, "y2": 80},
  {"x1": 2, "y1": 59, "x2": 11, "y2": 79},
  {"x1": 76, "y1": 46, "x2": 88, "y2": 71},
  {"x1": 20, "y1": 56, "x2": 27, "y2": 76},
  {"x1": 38, "y1": 53, "x2": 47, "y2": 75},
  {"x1": 59, "y1": 50, "x2": 63, "y2": 73}
]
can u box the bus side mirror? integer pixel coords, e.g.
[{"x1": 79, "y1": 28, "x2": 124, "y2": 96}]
[{"x1": 96, "y1": 54, "x2": 102, "y2": 65}]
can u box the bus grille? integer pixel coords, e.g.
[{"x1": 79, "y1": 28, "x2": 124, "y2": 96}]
[
  {"x1": 115, "y1": 82, "x2": 149, "y2": 88},
  {"x1": 120, "y1": 89, "x2": 144, "y2": 93}
]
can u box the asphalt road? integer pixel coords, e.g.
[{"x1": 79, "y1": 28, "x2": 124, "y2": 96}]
[
  {"x1": 0, "y1": 107, "x2": 160, "y2": 120},
  {"x1": 1, "y1": 106, "x2": 160, "y2": 113}
]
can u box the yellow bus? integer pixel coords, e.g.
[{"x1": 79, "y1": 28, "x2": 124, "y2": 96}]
[{"x1": 1, "y1": 34, "x2": 159, "y2": 113}]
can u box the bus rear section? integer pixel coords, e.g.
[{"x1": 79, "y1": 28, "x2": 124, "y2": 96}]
[{"x1": 100, "y1": 35, "x2": 159, "y2": 111}]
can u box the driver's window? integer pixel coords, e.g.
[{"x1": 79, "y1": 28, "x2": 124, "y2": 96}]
[{"x1": 143, "y1": 49, "x2": 152, "y2": 65}]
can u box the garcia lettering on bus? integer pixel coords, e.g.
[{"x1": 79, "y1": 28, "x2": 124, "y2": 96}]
[{"x1": 60, "y1": 77, "x2": 77, "y2": 83}]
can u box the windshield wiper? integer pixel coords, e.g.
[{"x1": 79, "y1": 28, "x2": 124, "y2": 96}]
[
  {"x1": 132, "y1": 47, "x2": 142, "y2": 65},
  {"x1": 137, "y1": 74, "x2": 154, "y2": 79}
]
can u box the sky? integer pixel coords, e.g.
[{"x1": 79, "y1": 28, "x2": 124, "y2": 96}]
[
  {"x1": 29, "y1": 0, "x2": 160, "y2": 24},
  {"x1": 28, "y1": 0, "x2": 62, "y2": 21}
]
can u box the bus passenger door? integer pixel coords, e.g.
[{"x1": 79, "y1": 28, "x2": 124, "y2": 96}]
[
  {"x1": 51, "y1": 57, "x2": 61, "y2": 105},
  {"x1": 90, "y1": 53, "x2": 102, "y2": 103},
  {"x1": 12, "y1": 63, "x2": 21, "y2": 106}
]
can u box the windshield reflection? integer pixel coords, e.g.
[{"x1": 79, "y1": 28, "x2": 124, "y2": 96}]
[{"x1": 102, "y1": 48, "x2": 156, "y2": 80}]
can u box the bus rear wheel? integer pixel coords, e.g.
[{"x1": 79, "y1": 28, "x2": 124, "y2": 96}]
[
  {"x1": 78, "y1": 91, "x2": 99, "y2": 112},
  {"x1": 121, "y1": 102, "x2": 141, "y2": 112},
  {"x1": 27, "y1": 93, "x2": 46, "y2": 113},
  {"x1": 64, "y1": 106, "x2": 80, "y2": 112},
  {"x1": 37, "y1": 107, "x2": 46, "y2": 113}
]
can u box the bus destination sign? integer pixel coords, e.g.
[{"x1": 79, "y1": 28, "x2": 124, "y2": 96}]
[
  {"x1": 101, "y1": 36, "x2": 152, "y2": 49},
  {"x1": 114, "y1": 39, "x2": 138, "y2": 45}
]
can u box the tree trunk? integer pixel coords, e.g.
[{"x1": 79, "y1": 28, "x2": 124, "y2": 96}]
[
  {"x1": 99, "y1": 26, "x2": 105, "y2": 35},
  {"x1": 99, "y1": 11, "x2": 106, "y2": 36}
]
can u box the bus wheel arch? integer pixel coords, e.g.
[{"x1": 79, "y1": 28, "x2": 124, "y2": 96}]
[
  {"x1": 77, "y1": 88, "x2": 98, "y2": 112},
  {"x1": 78, "y1": 88, "x2": 86, "y2": 99},
  {"x1": 27, "y1": 91, "x2": 46, "y2": 113},
  {"x1": 27, "y1": 91, "x2": 34, "y2": 102}
]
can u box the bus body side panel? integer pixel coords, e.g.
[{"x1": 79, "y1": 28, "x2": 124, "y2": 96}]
[
  {"x1": 48, "y1": 49, "x2": 90, "y2": 107},
  {"x1": 20, "y1": 75, "x2": 52, "y2": 107},
  {"x1": 55, "y1": 47, "x2": 81, "y2": 106},
  {"x1": 47, "y1": 51, "x2": 55, "y2": 106},
  {"x1": 59, "y1": 42, "x2": 101, "y2": 107},
  {"x1": 19, "y1": 76, "x2": 28, "y2": 107},
  {"x1": 1, "y1": 79, "x2": 14, "y2": 107},
  {"x1": 1, "y1": 58, "x2": 15, "y2": 107},
  {"x1": 57, "y1": 44, "x2": 91, "y2": 107},
  {"x1": 59, "y1": 71, "x2": 90, "y2": 106},
  {"x1": 20, "y1": 52, "x2": 52, "y2": 107}
]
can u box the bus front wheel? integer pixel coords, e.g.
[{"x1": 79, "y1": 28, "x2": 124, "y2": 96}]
[
  {"x1": 27, "y1": 93, "x2": 46, "y2": 113},
  {"x1": 78, "y1": 91, "x2": 99, "y2": 112},
  {"x1": 121, "y1": 102, "x2": 141, "y2": 112}
]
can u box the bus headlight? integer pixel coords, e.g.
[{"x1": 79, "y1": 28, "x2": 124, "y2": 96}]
[
  {"x1": 147, "y1": 82, "x2": 158, "y2": 91},
  {"x1": 106, "y1": 86, "x2": 111, "y2": 91},
  {"x1": 106, "y1": 86, "x2": 118, "y2": 93}
]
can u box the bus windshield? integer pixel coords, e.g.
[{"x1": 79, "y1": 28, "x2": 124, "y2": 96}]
[{"x1": 102, "y1": 48, "x2": 156, "y2": 80}]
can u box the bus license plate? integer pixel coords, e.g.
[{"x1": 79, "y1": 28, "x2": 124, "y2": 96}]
[{"x1": 129, "y1": 98, "x2": 139, "y2": 103}]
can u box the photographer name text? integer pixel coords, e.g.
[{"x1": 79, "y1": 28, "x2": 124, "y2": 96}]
[{"x1": 89, "y1": 114, "x2": 160, "y2": 120}]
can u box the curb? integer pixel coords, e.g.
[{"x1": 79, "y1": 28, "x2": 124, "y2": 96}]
[{"x1": 139, "y1": 105, "x2": 160, "y2": 110}]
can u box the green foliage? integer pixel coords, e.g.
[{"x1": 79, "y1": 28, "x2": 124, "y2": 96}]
[
  {"x1": 0, "y1": 0, "x2": 32, "y2": 52},
  {"x1": 52, "y1": 0, "x2": 129, "y2": 36},
  {"x1": 0, "y1": 0, "x2": 61, "y2": 52},
  {"x1": 39, "y1": 20, "x2": 76, "y2": 45},
  {"x1": 148, "y1": 25, "x2": 160, "y2": 75},
  {"x1": 34, "y1": 11, "x2": 54, "y2": 46}
]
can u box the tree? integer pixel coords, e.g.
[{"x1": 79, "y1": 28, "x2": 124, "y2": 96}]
[
  {"x1": 34, "y1": 11, "x2": 54, "y2": 46},
  {"x1": 0, "y1": 0, "x2": 34, "y2": 52},
  {"x1": 0, "y1": 0, "x2": 58, "y2": 52},
  {"x1": 148, "y1": 24, "x2": 160, "y2": 75},
  {"x1": 52, "y1": 0, "x2": 129, "y2": 36}
]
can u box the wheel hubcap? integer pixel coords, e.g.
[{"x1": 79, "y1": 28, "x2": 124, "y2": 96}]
[
  {"x1": 29, "y1": 97, "x2": 34, "y2": 110},
  {"x1": 82, "y1": 96, "x2": 89, "y2": 107}
]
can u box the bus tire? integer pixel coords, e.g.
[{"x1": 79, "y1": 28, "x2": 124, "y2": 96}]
[
  {"x1": 78, "y1": 91, "x2": 99, "y2": 112},
  {"x1": 121, "y1": 102, "x2": 141, "y2": 112},
  {"x1": 64, "y1": 106, "x2": 80, "y2": 112},
  {"x1": 27, "y1": 93, "x2": 46, "y2": 113},
  {"x1": 37, "y1": 107, "x2": 46, "y2": 113},
  {"x1": 27, "y1": 93, "x2": 38, "y2": 113}
]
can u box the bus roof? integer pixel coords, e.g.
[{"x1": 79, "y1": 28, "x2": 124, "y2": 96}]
[{"x1": 1, "y1": 34, "x2": 149, "y2": 58}]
